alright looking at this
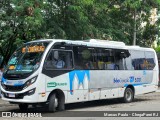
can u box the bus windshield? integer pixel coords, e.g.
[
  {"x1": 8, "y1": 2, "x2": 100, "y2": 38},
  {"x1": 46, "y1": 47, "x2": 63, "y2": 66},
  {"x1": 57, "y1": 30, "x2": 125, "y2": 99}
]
[{"x1": 6, "y1": 42, "x2": 50, "y2": 75}]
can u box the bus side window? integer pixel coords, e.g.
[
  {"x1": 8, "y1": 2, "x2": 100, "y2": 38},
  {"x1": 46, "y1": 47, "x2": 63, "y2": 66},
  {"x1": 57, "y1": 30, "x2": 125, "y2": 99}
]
[
  {"x1": 96, "y1": 48, "x2": 115, "y2": 70},
  {"x1": 74, "y1": 46, "x2": 94, "y2": 70},
  {"x1": 144, "y1": 51, "x2": 156, "y2": 70},
  {"x1": 130, "y1": 50, "x2": 145, "y2": 70},
  {"x1": 45, "y1": 50, "x2": 73, "y2": 70},
  {"x1": 114, "y1": 50, "x2": 132, "y2": 70}
]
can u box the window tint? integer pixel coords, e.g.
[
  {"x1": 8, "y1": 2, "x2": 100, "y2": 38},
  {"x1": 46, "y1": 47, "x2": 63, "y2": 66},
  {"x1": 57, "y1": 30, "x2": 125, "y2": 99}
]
[
  {"x1": 73, "y1": 46, "x2": 96, "y2": 69},
  {"x1": 97, "y1": 49, "x2": 115, "y2": 70},
  {"x1": 74, "y1": 47, "x2": 156, "y2": 71},
  {"x1": 74, "y1": 46, "x2": 134, "y2": 70},
  {"x1": 74, "y1": 46, "x2": 118, "y2": 70},
  {"x1": 131, "y1": 50, "x2": 146, "y2": 70},
  {"x1": 45, "y1": 50, "x2": 73, "y2": 69},
  {"x1": 114, "y1": 50, "x2": 132, "y2": 70},
  {"x1": 144, "y1": 51, "x2": 155, "y2": 70}
]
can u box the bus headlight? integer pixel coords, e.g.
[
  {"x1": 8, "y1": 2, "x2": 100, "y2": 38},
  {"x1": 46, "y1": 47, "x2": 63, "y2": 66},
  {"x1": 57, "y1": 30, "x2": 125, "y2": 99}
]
[
  {"x1": 26, "y1": 88, "x2": 36, "y2": 96},
  {"x1": 23, "y1": 76, "x2": 37, "y2": 89}
]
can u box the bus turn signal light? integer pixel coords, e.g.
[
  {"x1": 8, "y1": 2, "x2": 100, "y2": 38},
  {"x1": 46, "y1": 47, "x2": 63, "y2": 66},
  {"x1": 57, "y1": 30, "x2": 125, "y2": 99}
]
[{"x1": 41, "y1": 93, "x2": 46, "y2": 97}]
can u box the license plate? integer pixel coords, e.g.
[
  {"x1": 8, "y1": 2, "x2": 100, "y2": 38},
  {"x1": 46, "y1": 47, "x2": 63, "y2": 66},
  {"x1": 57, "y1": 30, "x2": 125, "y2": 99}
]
[{"x1": 8, "y1": 93, "x2": 15, "y2": 98}]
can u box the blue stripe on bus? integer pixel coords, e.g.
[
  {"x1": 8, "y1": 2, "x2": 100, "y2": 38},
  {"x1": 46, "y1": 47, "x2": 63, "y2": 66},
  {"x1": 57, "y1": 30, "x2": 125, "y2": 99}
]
[
  {"x1": 69, "y1": 70, "x2": 90, "y2": 95},
  {"x1": 124, "y1": 83, "x2": 148, "y2": 87}
]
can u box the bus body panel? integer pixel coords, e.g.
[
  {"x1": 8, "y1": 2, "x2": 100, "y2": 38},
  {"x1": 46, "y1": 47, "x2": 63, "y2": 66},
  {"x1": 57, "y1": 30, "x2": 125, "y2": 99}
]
[{"x1": 1, "y1": 39, "x2": 159, "y2": 105}]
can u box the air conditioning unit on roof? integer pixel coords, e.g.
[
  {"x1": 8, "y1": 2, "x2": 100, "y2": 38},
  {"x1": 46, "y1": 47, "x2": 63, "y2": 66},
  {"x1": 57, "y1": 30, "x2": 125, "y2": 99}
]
[{"x1": 88, "y1": 39, "x2": 125, "y2": 46}]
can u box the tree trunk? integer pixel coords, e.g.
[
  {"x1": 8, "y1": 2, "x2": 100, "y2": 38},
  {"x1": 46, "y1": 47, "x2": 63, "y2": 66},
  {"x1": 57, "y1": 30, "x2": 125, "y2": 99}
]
[{"x1": 133, "y1": 8, "x2": 136, "y2": 45}]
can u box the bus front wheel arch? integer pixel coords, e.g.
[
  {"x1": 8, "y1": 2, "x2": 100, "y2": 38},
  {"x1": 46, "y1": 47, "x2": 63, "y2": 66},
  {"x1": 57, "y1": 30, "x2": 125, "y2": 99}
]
[{"x1": 48, "y1": 89, "x2": 65, "y2": 112}]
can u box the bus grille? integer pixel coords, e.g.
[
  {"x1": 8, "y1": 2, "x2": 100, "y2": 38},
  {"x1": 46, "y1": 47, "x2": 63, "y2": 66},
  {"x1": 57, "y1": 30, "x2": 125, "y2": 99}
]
[{"x1": 3, "y1": 85, "x2": 23, "y2": 92}]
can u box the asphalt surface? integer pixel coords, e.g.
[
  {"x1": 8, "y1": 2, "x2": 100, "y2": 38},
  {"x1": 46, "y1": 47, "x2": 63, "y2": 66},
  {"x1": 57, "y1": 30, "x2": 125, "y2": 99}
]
[{"x1": 0, "y1": 89, "x2": 160, "y2": 119}]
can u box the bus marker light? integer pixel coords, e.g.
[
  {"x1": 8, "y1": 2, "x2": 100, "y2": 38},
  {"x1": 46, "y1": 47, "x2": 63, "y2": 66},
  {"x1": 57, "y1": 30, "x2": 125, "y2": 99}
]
[
  {"x1": 9, "y1": 66, "x2": 15, "y2": 70},
  {"x1": 89, "y1": 89, "x2": 93, "y2": 93},
  {"x1": 41, "y1": 93, "x2": 45, "y2": 97}
]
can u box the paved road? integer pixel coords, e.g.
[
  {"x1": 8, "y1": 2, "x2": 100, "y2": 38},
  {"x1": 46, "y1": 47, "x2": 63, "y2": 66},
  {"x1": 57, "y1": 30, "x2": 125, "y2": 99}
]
[{"x1": 0, "y1": 90, "x2": 160, "y2": 119}]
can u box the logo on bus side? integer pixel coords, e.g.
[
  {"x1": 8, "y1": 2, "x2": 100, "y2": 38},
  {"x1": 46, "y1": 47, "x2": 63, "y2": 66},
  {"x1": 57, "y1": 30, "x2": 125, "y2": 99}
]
[
  {"x1": 113, "y1": 76, "x2": 141, "y2": 83},
  {"x1": 47, "y1": 82, "x2": 67, "y2": 87},
  {"x1": 129, "y1": 76, "x2": 134, "y2": 83}
]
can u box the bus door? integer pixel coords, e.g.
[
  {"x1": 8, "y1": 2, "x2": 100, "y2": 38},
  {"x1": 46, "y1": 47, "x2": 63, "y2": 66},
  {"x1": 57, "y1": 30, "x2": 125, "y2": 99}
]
[{"x1": 43, "y1": 49, "x2": 74, "y2": 101}]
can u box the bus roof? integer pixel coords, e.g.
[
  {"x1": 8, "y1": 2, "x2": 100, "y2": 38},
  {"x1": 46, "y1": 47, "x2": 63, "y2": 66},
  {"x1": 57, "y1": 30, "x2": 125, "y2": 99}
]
[{"x1": 28, "y1": 39, "x2": 155, "y2": 52}]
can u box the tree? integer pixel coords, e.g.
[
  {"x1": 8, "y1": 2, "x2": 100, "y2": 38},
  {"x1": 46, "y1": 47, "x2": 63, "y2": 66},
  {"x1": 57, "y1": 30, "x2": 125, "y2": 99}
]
[
  {"x1": 42, "y1": 0, "x2": 96, "y2": 39},
  {"x1": 1, "y1": 0, "x2": 160, "y2": 67},
  {"x1": 0, "y1": 0, "x2": 44, "y2": 67}
]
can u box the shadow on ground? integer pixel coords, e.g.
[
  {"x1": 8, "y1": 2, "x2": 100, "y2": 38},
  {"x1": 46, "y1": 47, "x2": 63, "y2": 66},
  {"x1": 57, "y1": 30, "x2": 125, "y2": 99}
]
[{"x1": 1, "y1": 97, "x2": 152, "y2": 113}]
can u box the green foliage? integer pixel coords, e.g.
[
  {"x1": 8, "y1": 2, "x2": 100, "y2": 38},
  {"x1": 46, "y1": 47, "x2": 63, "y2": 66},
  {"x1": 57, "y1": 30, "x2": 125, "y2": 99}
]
[
  {"x1": 0, "y1": 0, "x2": 44, "y2": 66},
  {"x1": 1, "y1": 0, "x2": 160, "y2": 67},
  {"x1": 155, "y1": 45, "x2": 160, "y2": 52}
]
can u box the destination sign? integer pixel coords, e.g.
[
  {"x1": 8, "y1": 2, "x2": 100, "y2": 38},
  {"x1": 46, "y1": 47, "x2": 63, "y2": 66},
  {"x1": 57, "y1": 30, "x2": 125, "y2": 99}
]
[{"x1": 22, "y1": 46, "x2": 45, "y2": 53}]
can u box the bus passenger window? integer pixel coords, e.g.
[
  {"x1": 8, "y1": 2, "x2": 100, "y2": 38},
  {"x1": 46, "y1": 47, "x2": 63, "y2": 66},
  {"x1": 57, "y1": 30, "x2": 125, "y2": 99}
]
[
  {"x1": 114, "y1": 50, "x2": 131, "y2": 70},
  {"x1": 45, "y1": 50, "x2": 73, "y2": 69},
  {"x1": 74, "y1": 46, "x2": 94, "y2": 70},
  {"x1": 102, "y1": 49, "x2": 116, "y2": 70},
  {"x1": 144, "y1": 51, "x2": 156, "y2": 70},
  {"x1": 131, "y1": 50, "x2": 145, "y2": 70}
]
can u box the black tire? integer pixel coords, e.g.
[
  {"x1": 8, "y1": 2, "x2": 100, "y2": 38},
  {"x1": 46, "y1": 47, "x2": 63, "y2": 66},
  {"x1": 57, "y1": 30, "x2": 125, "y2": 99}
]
[
  {"x1": 57, "y1": 96, "x2": 65, "y2": 111},
  {"x1": 19, "y1": 103, "x2": 28, "y2": 110},
  {"x1": 48, "y1": 93, "x2": 57, "y2": 112},
  {"x1": 123, "y1": 88, "x2": 134, "y2": 103}
]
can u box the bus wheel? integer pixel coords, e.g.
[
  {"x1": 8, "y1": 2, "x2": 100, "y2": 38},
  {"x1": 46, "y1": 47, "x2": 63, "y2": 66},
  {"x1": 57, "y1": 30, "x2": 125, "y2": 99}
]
[
  {"x1": 57, "y1": 96, "x2": 65, "y2": 111},
  {"x1": 123, "y1": 88, "x2": 134, "y2": 103},
  {"x1": 48, "y1": 93, "x2": 58, "y2": 112},
  {"x1": 19, "y1": 103, "x2": 28, "y2": 110}
]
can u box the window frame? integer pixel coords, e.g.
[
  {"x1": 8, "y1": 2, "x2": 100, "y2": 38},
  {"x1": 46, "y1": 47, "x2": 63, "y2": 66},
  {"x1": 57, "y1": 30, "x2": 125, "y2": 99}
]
[{"x1": 123, "y1": 50, "x2": 133, "y2": 70}]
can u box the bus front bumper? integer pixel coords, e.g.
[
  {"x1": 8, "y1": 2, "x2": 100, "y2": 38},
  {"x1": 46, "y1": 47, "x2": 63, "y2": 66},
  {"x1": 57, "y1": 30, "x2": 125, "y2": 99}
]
[{"x1": 1, "y1": 87, "x2": 46, "y2": 103}]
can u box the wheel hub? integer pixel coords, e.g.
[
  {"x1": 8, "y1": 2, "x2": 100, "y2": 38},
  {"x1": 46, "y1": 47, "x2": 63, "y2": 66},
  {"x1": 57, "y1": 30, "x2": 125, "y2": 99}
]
[{"x1": 126, "y1": 91, "x2": 132, "y2": 101}]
